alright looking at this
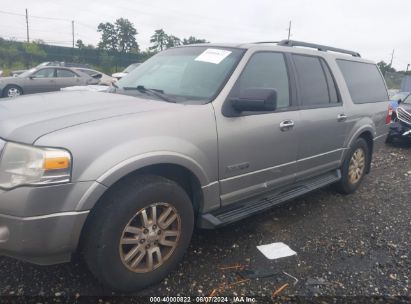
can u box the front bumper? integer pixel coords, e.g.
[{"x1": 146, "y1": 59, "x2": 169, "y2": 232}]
[
  {"x1": 388, "y1": 121, "x2": 411, "y2": 139},
  {"x1": 0, "y1": 181, "x2": 107, "y2": 265},
  {"x1": 0, "y1": 210, "x2": 89, "y2": 265}
]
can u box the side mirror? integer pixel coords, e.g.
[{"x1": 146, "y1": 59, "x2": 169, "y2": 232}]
[
  {"x1": 397, "y1": 98, "x2": 402, "y2": 105},
  {"x1": 29, "y1": 76, "x2": 34, "y2": 80},
  {"x1": 230, "y1": 88, "x2": 277, "y2": 112},
  {"x1": 91, "y1": 73, "x2": 103, "y2": 79}
]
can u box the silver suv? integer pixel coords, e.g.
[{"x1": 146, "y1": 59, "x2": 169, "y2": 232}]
[{"x1": 0, "y1": 40, "x2": 390, "y2": 291}]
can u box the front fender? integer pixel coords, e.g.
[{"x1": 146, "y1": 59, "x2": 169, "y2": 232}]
[{"x1": 75, "y1": 151, "x2": 210, "y2": 211}]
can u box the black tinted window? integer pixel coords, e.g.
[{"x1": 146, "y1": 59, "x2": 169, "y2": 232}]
[
  {"x1": 337, "y1": 60, "x2": 388, "y2": 103},
  {"x1": 57, "y1": 69, "x2": 77, "y2": 78},
  {"x1": 293, "y1": 55, "x2": 336, "y2": 106},
  {"x1": 234, "y1": 52, "x2": 290, "y2": 109}
]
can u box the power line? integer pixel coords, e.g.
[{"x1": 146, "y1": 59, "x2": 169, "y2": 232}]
[{"x1": 0, "y1": 9, "x2": 71, "y2": 22}]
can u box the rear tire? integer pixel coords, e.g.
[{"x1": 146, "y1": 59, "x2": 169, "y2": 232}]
[
  {"x1": 82, "y1": 175, "x2": 194, "y2": 292},
  {"x1": 336, "y1": 138, "x2": 370, "y2": 194}
]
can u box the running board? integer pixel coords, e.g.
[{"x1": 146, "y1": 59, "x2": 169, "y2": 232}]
[{"x1": 198, "y1": 169, "x2": 341, "y2": 229}]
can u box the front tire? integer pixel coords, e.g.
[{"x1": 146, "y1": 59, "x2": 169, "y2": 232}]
[
  {"x1": 336, "y1": 138, "x2": 370, "y2": 194},
  {"x1": 82, "y1": 175, "x2": 194, "y2": 292},
  {"x1": 3, "y1": 85, "x2": 23, "y2": 98}
]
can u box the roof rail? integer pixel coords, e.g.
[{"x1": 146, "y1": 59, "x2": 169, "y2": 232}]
[
  {"x1": 254, "y1": 41, "x2": 279, "y2": 44},
  {"x1": 277, "y1": 40, "x2": 361, "y2": 57}
]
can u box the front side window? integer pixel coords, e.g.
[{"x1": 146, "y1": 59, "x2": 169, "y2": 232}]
[
  {"x1": 117, "y1": 46, "x2": 244, "y2": 103},
  {"x1": 32, "y1": 68, "x2": 55, "y2": 78},
  {"x1": 231, "y1": 52, "x2": 290, "y2": 109},
  {"x1": 56, "y1": 69, "x2": 77, "y2": 78},
  {"x1": 293, "y1": 55, "x2": 338, "y2": 107},
  {"x1": 337, "y1": 60, "x2": 388, "y2": 103}
]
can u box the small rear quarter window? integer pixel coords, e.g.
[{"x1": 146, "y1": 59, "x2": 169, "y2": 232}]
[{"x1": 336, "y1": 60, "x2": 388, "y2": 103}]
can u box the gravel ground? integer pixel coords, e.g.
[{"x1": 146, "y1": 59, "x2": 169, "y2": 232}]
[{"x1": 0, "y1": 142, "x2": 410, "y2": 301}]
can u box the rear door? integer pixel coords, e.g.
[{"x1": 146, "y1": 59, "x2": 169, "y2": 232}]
[
  {"x1": 291, "y1": 54, "x2": 348, "y2": 180},
  {"x1": 55, "y1": 68, "x2": 82, "y2": 89},
  {"x1": 24, "y1": 68, "x2": 57, "y2": 93}
]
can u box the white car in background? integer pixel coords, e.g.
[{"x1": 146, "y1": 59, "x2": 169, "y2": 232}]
[
  {"x1": 112, "y1": 63, "x2": 140, "y2": 80},
  {"x1": 74, "y1": 68, "x2": 115, "y2": 86}
]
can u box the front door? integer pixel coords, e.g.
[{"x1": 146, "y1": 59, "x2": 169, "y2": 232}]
[
  {"x1": 215, "y1": 51, "x2": 300, "y2": 206},
  {"x1": 24, "y1": 68, "x2": 57, "y2": 94}
]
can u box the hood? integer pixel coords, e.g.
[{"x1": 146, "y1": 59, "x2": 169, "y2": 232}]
[{"x1": 0, "y1": 91, "x2": 175, "y2": 143}]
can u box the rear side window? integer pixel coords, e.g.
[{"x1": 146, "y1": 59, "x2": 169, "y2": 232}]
[
  {"x1": 337, "y1": 60, "x2": 388, "y2": 103},
  {"x1": 57, "y1": 69, "x2": 77, "y2": 78},
  {"x1": 293, "y1": 55, "x2": 339, "y2": 107}
]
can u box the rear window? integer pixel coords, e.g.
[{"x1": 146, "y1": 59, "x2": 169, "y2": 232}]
[{"x1": 337, "y1": 60, "x2": 388, "y2": 103}]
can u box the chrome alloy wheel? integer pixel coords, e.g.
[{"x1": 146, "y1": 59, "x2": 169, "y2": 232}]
[
  {"x1": 348, "y1": 148, "x2": 365, "y2": 184},
  {"x1": 7, "y1": 87, "x2": 21, "y2": 98},
  {"x1": 119, "y1": 203, "x2": 181, "y2": 273}
]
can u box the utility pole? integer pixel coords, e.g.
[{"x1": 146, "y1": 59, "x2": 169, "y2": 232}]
[
  {"x1": 72, "y1": 20, "x2": 75, "y2": 48},
  {"x1": 389, "y1": 49, "x2": 395, "y2": 67},
  {"x1": 406, "y1": 64, "x2": 410, "y2": 74},
  {"x1": 25, "y1": 8, "x2": 29, "y2": 43},
  {"x1": 287, "y1": 20, "x2": 292, "y2": 40}
]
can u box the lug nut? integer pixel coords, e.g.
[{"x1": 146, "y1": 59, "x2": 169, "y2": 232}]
[
  {"x1": 145, "y1": 244, "x2": 150, "y2": 249},
  {"x1": 157, "y1": 230, "x2": 162, "y2": 235},
  {"x1": 140, "y1": 239, "x2": 146, "y2": 244},
  {"x1": 153, "y1": 225, "x2": 157, "y2": 229},
  {"x1": 143, "y1": 229, "x2": 149, "y2": 234}
]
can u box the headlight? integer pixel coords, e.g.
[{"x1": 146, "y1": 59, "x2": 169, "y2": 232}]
[{"x1": 0, "y1": 142, "x2": 72, "y2": 189}]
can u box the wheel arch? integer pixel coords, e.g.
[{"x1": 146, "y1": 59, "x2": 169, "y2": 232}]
[
  {"x1": 345, "y1": 127, "x2": 374, "y2": 174},
  {"x1": 2, "y1": 84, "x2": 24, "y2": 97},
  {"x1": 74, "y1": 161, "x2": 207, "y2": 254}
]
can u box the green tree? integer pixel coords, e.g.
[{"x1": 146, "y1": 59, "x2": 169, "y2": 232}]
[
  {"x1": 97, "y1": 19, "x2": 138, "y2": 53},
  {"x1": 182, "y1": 36, "x2": 208, "y2": 45},
  {"x1": 149, "y1": 29, "x2": 169, "y2": 52},
  {"x1": 377, "y1": 60, "x2": 396, "y2": 76},
  {"x1": 166, "y1": 35, "x2": 181, "y2": 48},
  {"x1": 22, "y1": 42, "x2": 46, "y2": 67},
  {"x1": 115, "y1": 18, "x2": 138, "y2": 53},
  {"x1": 97, "y1": 22, "x2": 118, "y2": 51},
  {"x1": 76, "y1": 39, "x2": 85, "y2": 48}
]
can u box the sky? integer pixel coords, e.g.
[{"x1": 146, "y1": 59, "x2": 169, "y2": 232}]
[{"x1": 0, "y1": 0, "x2": 409, "y2": 70}]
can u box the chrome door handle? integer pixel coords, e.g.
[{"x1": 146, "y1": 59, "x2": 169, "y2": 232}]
[
  {"x1": 280, "y1": 120, "x2": 294, "y2": 131},
  {"x1": 337, "y1": 114, "x2": 347, "y2": 122}
]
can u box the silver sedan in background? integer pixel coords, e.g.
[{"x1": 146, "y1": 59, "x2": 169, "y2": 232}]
[{"x1": 0, "y1": 66, "x2": 101, "y2": 98}]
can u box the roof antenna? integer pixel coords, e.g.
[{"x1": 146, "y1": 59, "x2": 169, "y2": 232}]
[{"x1": 287, "y1": 20, "x2": 292, "y2": 41}]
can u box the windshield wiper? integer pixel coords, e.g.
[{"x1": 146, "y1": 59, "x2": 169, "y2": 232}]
[{"x1": 122, "y1": 85, "x2": 175, "y2": 103}]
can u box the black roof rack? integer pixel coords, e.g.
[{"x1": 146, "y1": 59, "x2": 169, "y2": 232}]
[
  {"x1": 254, "y1": 41, "x2": 279, "y2": 44},
  {"x1": 277, "y1": 40, "x2": 361, "y2": 57}
]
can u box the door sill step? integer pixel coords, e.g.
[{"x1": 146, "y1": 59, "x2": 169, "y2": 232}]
[{"x1": 198, "y1": 169, "x2": 341, "y2": 229}]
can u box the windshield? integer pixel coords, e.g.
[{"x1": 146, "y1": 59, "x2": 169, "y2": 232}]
[
  {"x1": 123, "y1": 63, "x2": 140, "y2": 73},
  {"x1": 117, "y1": 46, "x2": 244, "y2": 102},
  {"x1": 18, "y1": 68, "x2": 36, "y2": 78},
  {"x1": 403, "y1": 94, "x2": 411, "y2": 104}
]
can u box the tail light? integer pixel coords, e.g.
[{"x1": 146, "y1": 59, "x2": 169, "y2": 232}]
[{"x1": 386, "y1": 104, "x2": 393, "y2": 124}]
